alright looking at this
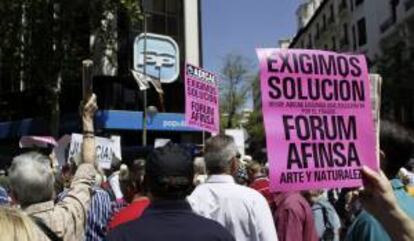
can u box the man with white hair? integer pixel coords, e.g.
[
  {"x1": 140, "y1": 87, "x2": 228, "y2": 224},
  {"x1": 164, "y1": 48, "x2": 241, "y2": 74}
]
[
  {"x1": 193, "y1": 157, "x2": 207, "y2": 185},
  {"x1": 188, "y1": 134, "x2": 278, "y2": 241},
  {"x1": 9, "y1": 94, "x2": 98, "y2": 241}
]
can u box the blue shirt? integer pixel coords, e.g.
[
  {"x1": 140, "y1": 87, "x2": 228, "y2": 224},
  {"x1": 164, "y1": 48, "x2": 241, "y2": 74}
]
[
  {"x1": 106, "y1": 200, "x2": 235, "y2": 241},
  {"x1": 85, "y1": 188, "x2": 114, "y2": 241},
  {"x1": 312, "y1": 199, "x2": 341, "y2": 241},
  {"x1": 345, "y1": 179, "x2": 414, "y2": 241},
  {"x1": 0, "y1": 186, "x2": 10, "y2": 205}
]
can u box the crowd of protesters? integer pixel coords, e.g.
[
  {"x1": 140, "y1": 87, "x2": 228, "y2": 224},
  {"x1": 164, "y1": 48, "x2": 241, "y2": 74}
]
[{"x1": 0, "y1": 93, "x2": 414, "y2": 241}]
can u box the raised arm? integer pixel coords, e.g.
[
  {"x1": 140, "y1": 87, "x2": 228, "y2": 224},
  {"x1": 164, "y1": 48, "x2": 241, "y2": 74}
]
[
  {"x1": 81, "y1": 93, "x2": 97, "y2": 165},
  {"x1": 360, "y1": 166, "x2": 414, "y2": 241},
  {"x1": 53, "y1": 94, "x2": 98, "y2": 240}
]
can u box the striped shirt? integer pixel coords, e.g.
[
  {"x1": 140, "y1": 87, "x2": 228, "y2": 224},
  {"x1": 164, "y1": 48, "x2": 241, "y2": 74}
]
[
  {"x1": 57, "y1": 186, "x2": 122, "y2": 241},
  {"x1": 85, "y1": 188, "x2": 113, "y2": 241}
]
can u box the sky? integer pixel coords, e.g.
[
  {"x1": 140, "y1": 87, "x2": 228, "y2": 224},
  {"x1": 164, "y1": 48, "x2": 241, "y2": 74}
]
[{"x1": 201, "y1": 0, "x2": 303, "y2": 73}]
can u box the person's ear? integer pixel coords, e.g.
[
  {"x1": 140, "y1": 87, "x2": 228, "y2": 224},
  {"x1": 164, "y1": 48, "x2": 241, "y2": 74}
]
[
  {"x1": 380, "y1": 150, "x2": 386, "y2": 162},
  {"x1": 10, "y1": 190, "x2": 18, "y2": 205},
  {"x1": 230, "y1": 157, "x2": 239, "y2": 175},
  {"x1": 139, "y1": 175, "x2": 145, "y2": 186},
  {"x1": 379, "y1": 150, "x2": 387, "y2": 171}
]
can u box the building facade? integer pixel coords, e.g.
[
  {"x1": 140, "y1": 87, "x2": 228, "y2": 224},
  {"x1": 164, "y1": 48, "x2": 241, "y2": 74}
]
[
  {"x1": 380, "y1": 0, "x2": 414, "y2": 49},
  {"x1": 296, "y1": 0, "x2": 324, "y2": 29},
  {"x1": 290, "y1": 0, "x2": 414, "y2": 65},
  {"x1": 290, "y1": 0, "x2": 414, "y2": 125},
  {"x1": 0, "y1": 0, "x2": 203, "y2": 161}
]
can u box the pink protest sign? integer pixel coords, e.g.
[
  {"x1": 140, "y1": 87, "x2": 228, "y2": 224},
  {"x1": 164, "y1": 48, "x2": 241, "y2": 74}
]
[
  {"x1": 257, "y1": 48, "x2": 377, "y2": 192},
  {"x1": 185, "y1": 63, "x2": 220, "y2": 133}
]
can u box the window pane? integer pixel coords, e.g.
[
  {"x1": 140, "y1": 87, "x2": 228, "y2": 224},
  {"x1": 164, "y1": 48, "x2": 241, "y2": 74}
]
[
  {"x1": 316, "y1": 23, "x2": 320, "y2": 39},
  {"x1": 166, "y1": 16, "x2": 178, "y2": 35},
  {"x1": 352, "y1": 25, "x2": 357, "y2": 50},
  {"x1": 357, "y1": 18, "x2": 367, "y2": 46},
  {"x1": 151, "y1": 14, "x2": 166, "y2": 34},
  {"x1": 355, "y1": 0, "x2": 364, "y2": 6},
  {"x1": 166, "y1": 0, "x2": 180, "y2": 14},
  {"x1": 152, "y1": 0, "x2": 166, "y2": 12},
  {"x1": 343, "y1": 23, "x2": 349, "y2": 44}
]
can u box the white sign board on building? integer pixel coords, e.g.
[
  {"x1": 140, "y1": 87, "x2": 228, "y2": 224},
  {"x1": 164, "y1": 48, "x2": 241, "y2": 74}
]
[{"x1": 133, "y1": 33, "x2": 180, "y2": 83}]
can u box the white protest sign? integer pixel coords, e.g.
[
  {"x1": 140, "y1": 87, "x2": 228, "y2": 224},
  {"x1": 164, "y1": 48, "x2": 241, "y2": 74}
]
[
  {"x1": 110, "y1": 135, "x2": 122, "y2": 160},
  {"x1": 225, "y1": 129, "x2": 246, "y2": 158},
  {"x1": 369, "y1": 74, "x2": 382, "y2": 160},
  {"x1": 54, "y1": 135, "x2": 72, "y2": 168},
  {"x1": 68, "y1": 133, "x2": 121, "y2": 169},
  {"x1": 154, "y1": 138, "x2": 171, "y2": 148}
]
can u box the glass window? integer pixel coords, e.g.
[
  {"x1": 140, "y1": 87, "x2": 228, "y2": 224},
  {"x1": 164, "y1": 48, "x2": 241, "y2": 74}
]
[
  {"x1": 166, "y1": 0, "x2": 180, "y2": 14},
  {"x1": 166, "y1": 15, "x2": 178, "y2": 36},
  {"x1": 355, "y1": 0, "x2": 364, "y2": 6},
  {"x1": 357, "y1": 18, "x2": 367, "y2": 46},
  {"x1": 329, "y1": 4, "x2": 335, "y2": 21},
  {"x1": 308, "y1": 34, "x2": 313, "y2": 48},
  {"x1": 151, "y1": 14, "x2": 166, "y2": 34},
  {"x1": 152, "y1": 0, "x2": 166, "y2": 13},
  {"x1": 343, "y1": 23, "x2": 349, "y2": 44},
  {"x1": 352, "y1": 25, "x2": 357, "y2": 50},
  {"x1": 340, "y1": 0, "x2": 347, "y2": 10},
  {"x1": 316, "y1": 23, "x2": 320, "y2": 39}
]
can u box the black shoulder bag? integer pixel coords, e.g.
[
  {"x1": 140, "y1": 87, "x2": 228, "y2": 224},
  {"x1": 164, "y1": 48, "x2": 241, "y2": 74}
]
[
  {"x1": 31, "y1": 216, "x2": 63, "y2": 241},
  {"x1": 321, "y1": 206, "x2": 335, "y2": 241}
]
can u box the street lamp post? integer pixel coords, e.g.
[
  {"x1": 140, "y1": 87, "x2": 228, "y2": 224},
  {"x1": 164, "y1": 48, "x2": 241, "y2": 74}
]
[
  {"x1": 147, "y1": 105, "x2": 158, "y2": 124},
  {"x1": 142, "y1": 0, "x2": 148, "y2": 146}
]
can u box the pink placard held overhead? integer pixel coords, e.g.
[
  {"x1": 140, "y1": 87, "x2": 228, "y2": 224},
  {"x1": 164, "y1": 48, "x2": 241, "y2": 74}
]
[
  {"x1": 185, "y1": 63, "x2": 220, "y2": 133},
  {"x1": 257, "y1": 48, "x2": 378, "y2": 192}
]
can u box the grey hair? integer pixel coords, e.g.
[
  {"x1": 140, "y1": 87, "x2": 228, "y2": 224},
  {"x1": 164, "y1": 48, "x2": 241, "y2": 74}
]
[
  {"x1": 194, "y1": 157, "x2": 206, "y2": 174},
  {"x1": 9, "y1": 152, "x2": 55, "y2": 207},
  {"x1": 204, "y1": 135, "x2": 238, "y2": 174}
]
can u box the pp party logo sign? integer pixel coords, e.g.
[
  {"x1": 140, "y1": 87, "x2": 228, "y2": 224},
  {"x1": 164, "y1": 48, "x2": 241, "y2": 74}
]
[{"x1": 133, "y1": 33, "x2": 180, "y2": 83}]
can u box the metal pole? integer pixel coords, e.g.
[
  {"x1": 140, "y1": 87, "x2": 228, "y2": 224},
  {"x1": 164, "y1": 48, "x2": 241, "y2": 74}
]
[
  {"x1": 158, "y1": 68, "x2": 165, "y2": 112},
  {"x1": 142, "y1": 3, "x2": 148, "y2": 146}
]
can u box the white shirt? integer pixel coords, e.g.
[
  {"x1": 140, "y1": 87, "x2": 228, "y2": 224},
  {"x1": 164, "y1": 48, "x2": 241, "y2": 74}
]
[{"x1": 188, "y1": 175, "x2": 278, "y2": 241}]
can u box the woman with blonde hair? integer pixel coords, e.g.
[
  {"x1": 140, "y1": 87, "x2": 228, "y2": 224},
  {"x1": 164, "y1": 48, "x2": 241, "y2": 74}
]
[{"x1": 0, "y1": 206, "x2": 38, "y2": 241}]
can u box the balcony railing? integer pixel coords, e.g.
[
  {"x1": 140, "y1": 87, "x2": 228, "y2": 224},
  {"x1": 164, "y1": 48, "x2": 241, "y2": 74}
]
[
  {"x1": 406, "y1": 0, "x2": 414, "y2": 11},
  {"x1": 380, "y1": 17, "x2": 396, "y2": 33}
]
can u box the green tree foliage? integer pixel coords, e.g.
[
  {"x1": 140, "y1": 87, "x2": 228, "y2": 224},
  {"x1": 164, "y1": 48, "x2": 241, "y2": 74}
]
[
  {"x1": 377, "y1": 40, "x2": 414, "y2": 127},
  {"x1": 219, "y1": 53, "x2": 252, "y2": 129},
  {"x1": 244, "y1": 74, "x2": 267, "y2": 161},
  {"x1": 0, "y1": 0, "x2": 142, "y2": 136},
  {"x1": 245, "y1": 108, "x2": 266, "y2": 161}
]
